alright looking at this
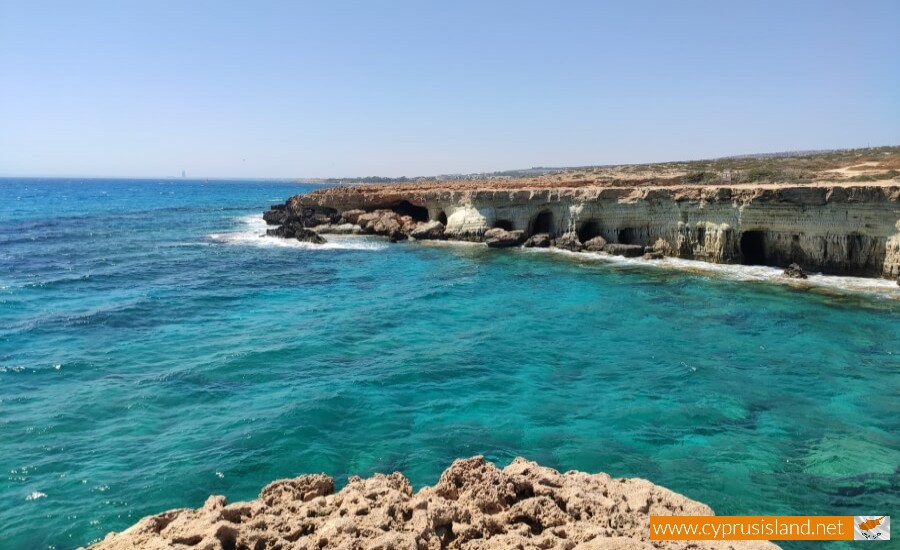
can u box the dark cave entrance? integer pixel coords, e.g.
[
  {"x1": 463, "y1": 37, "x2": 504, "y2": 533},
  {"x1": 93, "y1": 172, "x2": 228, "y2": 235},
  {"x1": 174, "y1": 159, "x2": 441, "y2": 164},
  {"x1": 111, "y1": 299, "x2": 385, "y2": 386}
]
[
  {"x1": 531, "y1": 211, "x2": 554, "y2": 235},
  {"x1": 617, "y1": 228, "x2": 638, "y2": 245},
  {"x1": 578, "y1": 221, "x2": 602, "y2": 242},
  {"x1": 436, "y1": 211, "x2": 448, "y2": 225},
  {"x1": 493, "y1": 219, "x2": 514, "y2": 231},
  {"x1": 740, "y1": 231, "x2": 767, "y2": 265},
  {"x1": 389, "y1": 201, "x2": 429, "y2": 222}
]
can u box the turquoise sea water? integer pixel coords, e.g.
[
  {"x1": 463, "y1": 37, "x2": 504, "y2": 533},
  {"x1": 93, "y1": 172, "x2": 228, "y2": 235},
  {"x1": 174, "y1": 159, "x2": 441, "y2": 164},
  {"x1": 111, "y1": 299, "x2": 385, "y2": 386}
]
[{"x1": 1, "y1": 179, "x2": 898, "y2": 549}]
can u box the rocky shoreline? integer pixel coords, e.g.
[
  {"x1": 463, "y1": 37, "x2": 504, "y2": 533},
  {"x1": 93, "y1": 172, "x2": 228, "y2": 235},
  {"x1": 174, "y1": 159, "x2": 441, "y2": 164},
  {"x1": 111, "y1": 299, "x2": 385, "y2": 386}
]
[
  {"x1": 90, "y1": 456, "x2": 778, "y2": 549},
  {"x1": 263, "y1": 181, "x2": 900, "y2": 283}
]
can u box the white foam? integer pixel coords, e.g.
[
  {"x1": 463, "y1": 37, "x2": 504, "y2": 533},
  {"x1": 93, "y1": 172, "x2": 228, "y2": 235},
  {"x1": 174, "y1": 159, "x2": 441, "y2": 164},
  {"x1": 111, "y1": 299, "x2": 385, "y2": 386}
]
[
  {"x1": 209, "y1": 214, "x2": 387, "y2": 251},
  {"x1": 25, "y1": 491, "x2": 47, "y2": 501},
  {"x1": 528, "y1": 247, "x2": 900, "y2": 299}
]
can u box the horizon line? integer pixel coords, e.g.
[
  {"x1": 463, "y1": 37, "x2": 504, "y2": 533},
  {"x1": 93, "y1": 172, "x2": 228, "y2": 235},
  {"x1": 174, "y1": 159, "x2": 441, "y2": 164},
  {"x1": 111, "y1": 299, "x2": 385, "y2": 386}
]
[{"x1": 2, "y1": 143, "x2": 897, "y2": 181}]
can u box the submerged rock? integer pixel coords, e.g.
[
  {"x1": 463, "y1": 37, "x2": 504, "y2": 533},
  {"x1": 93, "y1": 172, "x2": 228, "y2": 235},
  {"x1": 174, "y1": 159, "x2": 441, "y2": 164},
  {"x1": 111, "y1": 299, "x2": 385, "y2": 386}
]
[
  {"x1": 484, "y1": 228, "x2": 525, "y2": 248},
  {"x1": 783, "y1": 263, "x2": 808, "y2": 279},
  {"x1": 583, "y1": 235, "x2": 608, "y2": 252},
  {"x1": 553, "y1": 232, "x2": 583, "y2": 251},
  {"x1": 523, "y1": 233, "x2": 551, "y2": 248},
  {"x1": 90, "y1": 456, "x2": 779, "y2": 550},
  {"x1": 604, "y1": 243, "x2": 644, "y2": 257}
]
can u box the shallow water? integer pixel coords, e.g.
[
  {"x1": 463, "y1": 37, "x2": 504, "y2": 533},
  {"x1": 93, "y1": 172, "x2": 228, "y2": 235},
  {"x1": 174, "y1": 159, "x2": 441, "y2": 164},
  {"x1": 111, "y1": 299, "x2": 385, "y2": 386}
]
[{"x1": 1, "y1": 179, "x2": 898, "y2": 549}]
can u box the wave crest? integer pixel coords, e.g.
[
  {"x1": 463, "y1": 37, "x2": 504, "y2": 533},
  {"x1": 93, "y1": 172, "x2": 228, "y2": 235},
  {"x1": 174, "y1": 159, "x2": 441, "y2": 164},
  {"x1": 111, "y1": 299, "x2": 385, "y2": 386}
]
[{"x1": 209, "y1": 214, "x2": 387, "y2": 251}]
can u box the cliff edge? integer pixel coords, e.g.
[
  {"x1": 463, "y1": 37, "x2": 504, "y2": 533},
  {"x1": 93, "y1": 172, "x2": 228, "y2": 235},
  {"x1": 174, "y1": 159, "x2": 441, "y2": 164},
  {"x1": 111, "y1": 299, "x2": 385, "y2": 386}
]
[{"x1": 91, "y1": 456, "x2": 778, "y2": 550}]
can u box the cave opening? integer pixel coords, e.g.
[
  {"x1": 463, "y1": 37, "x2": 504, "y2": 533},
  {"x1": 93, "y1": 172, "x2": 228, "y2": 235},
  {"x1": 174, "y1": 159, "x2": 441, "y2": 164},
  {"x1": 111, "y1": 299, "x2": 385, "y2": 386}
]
[
  {"x1": 847, "y1": 232, "x2": 864, "y2": 263},
  {"x1": 389, "y1": 201, "x2": 429, "y2": 222},
  {"x1": 493, "y1": 219, "x2": 514, "y2": 231},
  {"x1": 531, "y1": 211, "x2": 554, "y2": 235},
  {"x1": 740, "y1": 231, "x2": 767, "y2": 265},
  {"x1": 618, "y1": 228, "x2": 638, "y2": 244},
  {"x1": 436, "y1": 211, "x2": 448, "y2": 225},
  {"x1": 578, "y1": 220, "x2": 602, "y2": 242}
]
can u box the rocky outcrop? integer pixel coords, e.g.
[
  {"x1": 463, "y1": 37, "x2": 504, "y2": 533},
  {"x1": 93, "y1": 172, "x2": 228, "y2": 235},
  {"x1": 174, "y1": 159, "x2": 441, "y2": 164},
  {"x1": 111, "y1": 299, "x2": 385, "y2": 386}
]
[
  {"x1": 264, "y1": 182, "x2": 900, "y2": 279},
  {"x1": 410, "y1": 220, "x2": 446, "y2": 240},
  {"x1": 262, "y1": 205, "x2": 288, "y2": 225},
  {"x1": 553, "y1": 232, "x2": 583, "y2": 252},
  {"x1": 783, "y1": 263, "x2": 808, "y2": 279},
  {"x1": 90, "y1": 456, "x2": 778, "y2": 550},
  {"x1": 484, "y1": 228, "x2": 525, "y2": 248},
  {"x1": 523, "y1": 233, "x2": 551, "y2": 248},
  {"x1": 604, "y1": 244, "x2": 645, "y2": 258},
  {"x1": 266, "y1": 222, "x2": 326, "y2": 244},
  {"x1": 583, "y1": 236, "x2": 608, "y2": 252}
]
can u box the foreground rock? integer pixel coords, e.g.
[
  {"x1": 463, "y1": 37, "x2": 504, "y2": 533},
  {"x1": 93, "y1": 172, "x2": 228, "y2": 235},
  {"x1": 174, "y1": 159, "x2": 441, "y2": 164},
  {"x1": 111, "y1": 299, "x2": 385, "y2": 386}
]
[{"x1": 91, "y1": 456, "x2": 778, "y2": 550}]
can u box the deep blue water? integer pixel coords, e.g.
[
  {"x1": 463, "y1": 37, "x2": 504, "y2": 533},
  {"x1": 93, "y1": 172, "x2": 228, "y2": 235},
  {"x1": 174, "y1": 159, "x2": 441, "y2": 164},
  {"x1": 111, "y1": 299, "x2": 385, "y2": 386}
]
[{"x1": 1, "y1": 178, "x2": 898, "y2": 549}]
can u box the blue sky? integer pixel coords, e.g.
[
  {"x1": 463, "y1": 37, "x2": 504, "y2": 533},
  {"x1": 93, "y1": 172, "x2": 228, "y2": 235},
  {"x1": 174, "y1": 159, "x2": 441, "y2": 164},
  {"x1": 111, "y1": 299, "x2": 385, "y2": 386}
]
[{"x1": 1, "y1": 1, "x2": 898, "y2": 178}]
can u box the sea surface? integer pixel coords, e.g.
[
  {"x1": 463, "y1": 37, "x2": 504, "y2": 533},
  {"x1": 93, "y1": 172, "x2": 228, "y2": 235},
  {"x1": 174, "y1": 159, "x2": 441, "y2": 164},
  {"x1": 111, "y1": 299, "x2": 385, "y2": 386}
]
[{"x1": 1, "y1": 178, "x2": 898, "y2": 549}]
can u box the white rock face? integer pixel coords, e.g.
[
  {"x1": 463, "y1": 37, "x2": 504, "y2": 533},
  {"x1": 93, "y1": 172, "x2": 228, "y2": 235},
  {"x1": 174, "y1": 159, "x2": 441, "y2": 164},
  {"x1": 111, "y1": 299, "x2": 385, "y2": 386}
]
[{"x1": 284, "y1": 185, "x2": 900, "y2": 278}]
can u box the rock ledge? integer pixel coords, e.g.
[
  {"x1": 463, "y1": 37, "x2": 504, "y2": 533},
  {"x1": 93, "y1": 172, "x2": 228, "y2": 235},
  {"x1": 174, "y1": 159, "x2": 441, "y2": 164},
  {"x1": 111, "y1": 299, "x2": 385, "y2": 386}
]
[{"x1": 91, "y1": 456, "x2": 778, "y2": 550}]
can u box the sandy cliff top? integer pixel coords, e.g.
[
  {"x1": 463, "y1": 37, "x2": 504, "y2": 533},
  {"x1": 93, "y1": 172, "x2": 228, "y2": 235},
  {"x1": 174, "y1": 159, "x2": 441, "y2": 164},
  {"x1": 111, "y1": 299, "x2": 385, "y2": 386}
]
[
  {"x1": 304, "y1": 147, "x2": 900, "y2": 197},
  {"x1": 91, "y1": 456, "x2": 778, "y2": 550}
]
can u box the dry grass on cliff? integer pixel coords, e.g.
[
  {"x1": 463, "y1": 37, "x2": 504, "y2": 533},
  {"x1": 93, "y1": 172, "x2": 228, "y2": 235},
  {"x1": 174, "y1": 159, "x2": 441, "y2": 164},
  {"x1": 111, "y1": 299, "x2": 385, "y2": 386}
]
[{"x1": 318, "y1": 146, "x2": 900, "y2": 193}]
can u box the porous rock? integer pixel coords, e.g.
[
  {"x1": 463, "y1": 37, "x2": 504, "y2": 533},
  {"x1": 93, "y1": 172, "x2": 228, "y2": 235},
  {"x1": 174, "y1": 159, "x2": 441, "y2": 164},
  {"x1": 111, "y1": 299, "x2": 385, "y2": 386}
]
[{"x1": 90, "y1": 456, "x2": 779, "y2": 550}]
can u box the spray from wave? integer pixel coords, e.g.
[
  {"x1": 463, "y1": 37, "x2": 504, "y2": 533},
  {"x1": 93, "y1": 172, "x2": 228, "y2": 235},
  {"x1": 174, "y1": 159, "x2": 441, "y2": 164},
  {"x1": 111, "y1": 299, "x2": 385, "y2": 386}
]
[{"x1": 208, "y1": 214, "x2": 387, "y2": 251}]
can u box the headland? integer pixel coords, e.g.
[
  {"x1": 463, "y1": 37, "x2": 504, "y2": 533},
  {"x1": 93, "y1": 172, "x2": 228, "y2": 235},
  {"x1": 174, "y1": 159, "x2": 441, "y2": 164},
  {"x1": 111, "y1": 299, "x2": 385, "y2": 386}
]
[{"x1": 264, "y1": 148, "x2": 900, "y2": 281}]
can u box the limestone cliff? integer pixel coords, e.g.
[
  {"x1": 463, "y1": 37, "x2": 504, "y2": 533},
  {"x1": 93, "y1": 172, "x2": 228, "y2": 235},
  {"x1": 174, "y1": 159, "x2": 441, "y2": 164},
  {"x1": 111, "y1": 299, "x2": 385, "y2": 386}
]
[
  {"x1": 270, "y1": 182, "x2": 900, "y2": 279},
  {"x1": 90, "y1": 456, "x2": 778, "y2": 550}
]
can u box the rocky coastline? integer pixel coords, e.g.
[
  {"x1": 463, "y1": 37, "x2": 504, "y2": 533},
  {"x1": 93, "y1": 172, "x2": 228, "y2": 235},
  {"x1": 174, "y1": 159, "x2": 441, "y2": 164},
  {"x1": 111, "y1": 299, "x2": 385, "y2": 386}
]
[
  {"x1": 264, "y1": 181, "x2": 900, "y2": 282},
  {"x1": 90, "y1": 456, "x2": 778, "y2": 550}
]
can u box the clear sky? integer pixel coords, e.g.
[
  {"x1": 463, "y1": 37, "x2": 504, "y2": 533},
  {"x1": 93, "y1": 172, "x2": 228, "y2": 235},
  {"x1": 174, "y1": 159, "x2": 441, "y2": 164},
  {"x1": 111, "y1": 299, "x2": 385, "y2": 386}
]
[{"x1": 1, "y1": 1, "x2": 898, "y2": 178}]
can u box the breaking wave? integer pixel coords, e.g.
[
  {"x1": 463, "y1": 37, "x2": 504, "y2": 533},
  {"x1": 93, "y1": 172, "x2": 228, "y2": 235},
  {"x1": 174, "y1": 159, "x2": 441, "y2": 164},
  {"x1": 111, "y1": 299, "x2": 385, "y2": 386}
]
[{"x1": 208, "y1": 214, "x2": 387, "y2": 251}]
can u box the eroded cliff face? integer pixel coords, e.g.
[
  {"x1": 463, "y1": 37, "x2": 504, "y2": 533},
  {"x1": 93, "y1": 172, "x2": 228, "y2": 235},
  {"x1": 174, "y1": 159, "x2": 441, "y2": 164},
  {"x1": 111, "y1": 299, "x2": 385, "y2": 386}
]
[
  {"x1": 90, "y1": 456, "x2": 779, "y2": 550},
  {"x1": 274, "y1": 183, "x2": 900, "y2": 279}
]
